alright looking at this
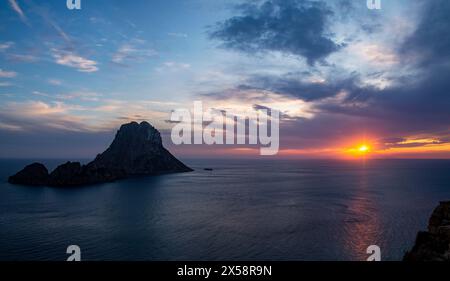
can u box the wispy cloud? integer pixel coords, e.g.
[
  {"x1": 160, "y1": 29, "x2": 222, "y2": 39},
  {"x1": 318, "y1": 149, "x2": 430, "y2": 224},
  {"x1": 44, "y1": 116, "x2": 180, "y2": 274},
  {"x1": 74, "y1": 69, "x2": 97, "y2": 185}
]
[
  {"x1": 57, "y1": 91, "x2": 102, "y2": 102},
  {"x1": 111, "y1": 44, "x2": 135, "y2": 64},
  {"x1": 168, "y1": 32, "x2": 188, "y2": 38},
  {"x1": 7, "y1": 53, "x2": 39, "y2": 63},
  {"x1": 47, "y1": 20, "x2": 71, "y2": 43},
  {"x1": 26, "y1": 0, "x2": 72, "y2": 43},
  {"x1": 111, "y1": 41, "x2": 158, "y2": 66},
  {"x1": 0, "y1": 122, "x2": 22, "y2": 131},
  {"x1": 0, "y1": 82, "x2": 13, "y2": 87},
  {"x1": 48, "y1": 79, "x2": 63, "y2": 86},
  {"x1": 200, "y1": 88, "x2": 315, "y2": 120},
  {"x1": 0, "y1": 69, "x2": 17, "y2": 78},
  {"x1": 0, "y1": 42, "x2": 14, "y2": 52},
  {"x1": 155, "y1": 61, "x2": 191, "y2": 73},
  {"x1": 52, "y1": 49, "x2": 99, "y2": 72},
  {"x1": 0, "y1": 99, "x2": 175, "y2": 133},
  {"x1": 8, "y1": 0, "x2": 27, "y2": 24},
  {"x1": 0, "y1": 100, "x2": 90, "y2": 132},
  {"x1": 33, "y1": 90, "x2": 101, "y2": 102}
]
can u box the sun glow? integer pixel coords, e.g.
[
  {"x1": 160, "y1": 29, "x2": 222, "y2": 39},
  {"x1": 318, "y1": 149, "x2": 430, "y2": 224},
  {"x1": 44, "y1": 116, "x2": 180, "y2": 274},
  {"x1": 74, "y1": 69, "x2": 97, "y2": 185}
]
[
  {"x1": 345, "y1": 143, "x2": 372, "y2": 157},
  {"x1": 358, "y1": 145, "x2": 369, "y2": 153}
]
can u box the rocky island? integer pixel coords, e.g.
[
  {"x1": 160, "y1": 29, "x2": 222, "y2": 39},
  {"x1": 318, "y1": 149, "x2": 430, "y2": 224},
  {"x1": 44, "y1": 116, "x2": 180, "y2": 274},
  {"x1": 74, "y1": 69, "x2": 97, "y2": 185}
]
[
  {"x1": 404, "y1": 201, "x2": 450, "y2": 261},
  {"x1": 8, "y1": 121, "x2": 193, "y2": 187}
]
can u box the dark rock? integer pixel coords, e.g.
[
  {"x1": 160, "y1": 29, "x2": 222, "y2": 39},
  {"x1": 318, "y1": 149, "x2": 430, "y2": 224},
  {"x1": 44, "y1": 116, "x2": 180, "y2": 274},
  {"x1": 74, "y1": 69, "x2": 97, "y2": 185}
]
[
  {"x1": 8, "y1": 121, "x2": 193, "y2": 187},
  {"x1": 88, "y1": 121, "x2": 191, "y2": 176},
  {"x1": 48, "y1": 161, "x2": 85, "y2": 186},
  {"x1": 404, "y1": 201, "x2": 450, "y2": 261},
  {"x1": 8, "y1": 163, "x2": 49, "y2": 186}
]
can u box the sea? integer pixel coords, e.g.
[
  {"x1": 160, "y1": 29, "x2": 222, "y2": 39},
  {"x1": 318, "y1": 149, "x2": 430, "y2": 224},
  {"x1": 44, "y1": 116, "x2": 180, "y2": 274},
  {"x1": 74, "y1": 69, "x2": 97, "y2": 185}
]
[{"x1": 0, "y1": 158, "x2": 449, "y2": 261}]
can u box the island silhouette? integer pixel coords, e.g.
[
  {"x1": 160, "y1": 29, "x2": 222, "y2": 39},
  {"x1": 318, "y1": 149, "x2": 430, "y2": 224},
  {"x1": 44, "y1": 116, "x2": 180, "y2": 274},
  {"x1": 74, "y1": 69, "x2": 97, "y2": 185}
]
[{"x1": 8, "y1": 121, "x2": 192, "y2": 187}]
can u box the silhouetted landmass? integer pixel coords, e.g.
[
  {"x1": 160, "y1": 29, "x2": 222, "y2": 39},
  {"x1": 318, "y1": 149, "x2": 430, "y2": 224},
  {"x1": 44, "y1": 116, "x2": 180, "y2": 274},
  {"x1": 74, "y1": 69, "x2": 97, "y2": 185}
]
[
  {"x1": 8, "y1": 121, "x2": 192, "y2": 187},
  {"x1": 404, "y1": 201, "x2": 450, "y2": 261},
  {"x1": 8, "y1": 163, "x2": 50, "y2": 186}
]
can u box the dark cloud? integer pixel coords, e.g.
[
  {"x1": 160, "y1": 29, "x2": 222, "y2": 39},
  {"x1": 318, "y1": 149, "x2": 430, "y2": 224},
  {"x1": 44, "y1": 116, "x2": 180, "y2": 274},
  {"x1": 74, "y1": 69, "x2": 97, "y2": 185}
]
[
  {"x1": 345, "y1": 0, "x2": 450, "y2": 132},
  {"x1": 218, "y1": 0, "x2": 450, "y2": 147},
  {"x1": 402, "y1": 0, "x2": 450, "y2": 65},
  {"x1": 294, "y1": 65, "x2": 449, "y2": 141},
  {"x1": 243, "y1": 74, "x2": 360, "y2": 101},
  {"x1": 210, "y1": 0, "x2": 341, "y2": 65}
]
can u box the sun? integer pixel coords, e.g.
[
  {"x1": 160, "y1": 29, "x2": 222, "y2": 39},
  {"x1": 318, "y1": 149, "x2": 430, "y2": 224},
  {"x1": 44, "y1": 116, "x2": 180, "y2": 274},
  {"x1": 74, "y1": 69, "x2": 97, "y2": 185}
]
[
  {"x1": 345, "y1": 143, "x2": 372, "y2": 157},
  {"x1": 358, "y1": 145, "x2": 369, "y2": 153}
]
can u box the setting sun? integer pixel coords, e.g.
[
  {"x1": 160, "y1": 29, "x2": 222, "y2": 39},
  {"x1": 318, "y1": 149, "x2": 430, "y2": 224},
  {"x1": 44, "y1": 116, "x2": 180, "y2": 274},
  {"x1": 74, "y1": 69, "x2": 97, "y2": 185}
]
[
  {"x1": 358, "y1": 145, "x2": 370, "y2": 153},
  {"x1": 344, "y1": 143, "x2": 372, "y2": 157}
]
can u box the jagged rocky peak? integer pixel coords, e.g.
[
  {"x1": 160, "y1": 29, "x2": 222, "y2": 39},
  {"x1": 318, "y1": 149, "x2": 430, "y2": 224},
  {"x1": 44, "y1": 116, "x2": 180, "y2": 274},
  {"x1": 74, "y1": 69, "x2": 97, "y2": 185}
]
[
  {"x1": 112, "y1": 121, "x2": 162, "y2": 148},
  {"x1": 404, "y1": 201, "x2": 450, "y2": 261},
  {"x1": 8, "y1": 121, "x2": 192, "y2": 187}
]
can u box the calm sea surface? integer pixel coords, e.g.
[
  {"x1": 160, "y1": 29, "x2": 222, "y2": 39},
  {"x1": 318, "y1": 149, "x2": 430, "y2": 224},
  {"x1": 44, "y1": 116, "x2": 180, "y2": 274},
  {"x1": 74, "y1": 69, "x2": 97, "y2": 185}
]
[{"x1": 0, "y1": 158, "x2": 449, "y2": 261}]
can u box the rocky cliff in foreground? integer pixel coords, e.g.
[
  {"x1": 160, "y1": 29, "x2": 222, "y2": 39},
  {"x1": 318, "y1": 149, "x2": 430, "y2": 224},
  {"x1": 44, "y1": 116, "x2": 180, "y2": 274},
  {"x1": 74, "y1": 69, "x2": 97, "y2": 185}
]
[
  {"x1": 404, "y1": 201, "x2": 450, "y2": 261},
  {"x1": 8, "y1": 121, "x2": 192, "y2": 187}
]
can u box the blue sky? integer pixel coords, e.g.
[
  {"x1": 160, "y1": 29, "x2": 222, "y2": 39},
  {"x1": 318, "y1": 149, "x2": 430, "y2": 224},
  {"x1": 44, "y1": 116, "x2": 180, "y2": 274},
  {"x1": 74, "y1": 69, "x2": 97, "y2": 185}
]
[
  {"x1": 0, "y1": 0, "x2": 231, "y2": 111},
  {"x1": 0, "y1": 0, "x2": 449, "y2": 159}
]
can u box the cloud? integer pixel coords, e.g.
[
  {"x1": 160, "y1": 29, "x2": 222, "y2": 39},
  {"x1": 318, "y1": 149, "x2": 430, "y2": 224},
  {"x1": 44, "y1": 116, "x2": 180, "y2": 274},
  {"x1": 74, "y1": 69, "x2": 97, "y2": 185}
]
[
  {"x1": 48, "y1": 79, "x2": 63, "y2": 86},
  {"x1": 196, "y1": 0, "x2": 450, "y2": 153},
  {"x1": 57, "y1": 91, "x2": 102, "y2": 102},
  {"x1": 380, "y1": 137, "x2": 446, "y2": 149},
  {"x1": 111, "y1": 42, "x2": 157, "y2": 66},
  {"x1": 32, "y1": 90, "x2": 101, "y2": 102},
  {"x1": 47, "y1": 20, "x2": 71, "y2": 43},
  {"x1": 0, "y1": 100, "x2": 102, "y2": 133},
  {"x1": 25, "y1": 0, "x2": 72, "y2": 43},
  {"x1": 0, "y1": 103, "x2": 171, "y2": 158},
  {"x1": 199, "y1": 87, "x2": 315, "y2": 120},
  {"x1": 0, "y1": 101, "x2": 89, "y2": 132},
  {"x1": 0, "y1": 69, "x2": 17, "y2": 78},
  {"x1": 0, "y1": 42, "x2": 14, "y2": 52},
  {"x1": 0, "y1": 101, "x2": 118, "y2": 158},
  {"x1": 0, "y1": 97, "x2": 180, "y2": 136},
  {"x1": 112, "y1": 44, "x2": 134, "y2": 64},
  {"x1": 155, "y1": 61, "x2": 191, "y2": 72},
  {"x1": 52, "y1": 49, "x2": 99, "y2": 72},
  {"x1": 402, "y1": 0, "x2": 450, "y2": 65},
  {"x1": 347, "y1": 43, "x2": 398, "y2": 66},
  {"x1": 210, "y1": 0, "x2": 341, "y2": 65},
  {"x1": 8, "y1": 0, "x2": 27, "y2": 23},
  {"x1": 241, "y1": 73, "x2": 360, "y2": 101},
  {"x1": 168, "y1": 32, "x2": 188, "y2": 38},
  {"x1": 7, "y1": 53, "x2": 39, "y2": 63},
  {"x1": 198, "y1": 57, "x2": 450, "y2": 153},
  {"x1": 0, "y1": 122, "x2": 22, "y2": 131}
]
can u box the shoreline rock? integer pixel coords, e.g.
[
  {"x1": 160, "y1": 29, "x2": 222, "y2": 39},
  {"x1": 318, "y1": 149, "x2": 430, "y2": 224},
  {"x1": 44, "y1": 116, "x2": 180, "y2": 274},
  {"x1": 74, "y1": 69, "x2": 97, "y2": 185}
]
[
  {"x1": 8, "y1": 163, "x2": 50, "y2": 186},
  {"x1": 8, "y1": 121, "x2": 193, "y2": 187},
  {"x1": 403, "y1": 201, "x2": 450, "y2": 261}
]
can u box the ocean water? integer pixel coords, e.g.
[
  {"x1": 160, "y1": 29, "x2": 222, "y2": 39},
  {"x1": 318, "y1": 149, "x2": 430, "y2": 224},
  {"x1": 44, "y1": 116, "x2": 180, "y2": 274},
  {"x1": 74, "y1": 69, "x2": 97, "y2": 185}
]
[{"x1": 0, "y1": 158, "x2": 449, "y2": 261}]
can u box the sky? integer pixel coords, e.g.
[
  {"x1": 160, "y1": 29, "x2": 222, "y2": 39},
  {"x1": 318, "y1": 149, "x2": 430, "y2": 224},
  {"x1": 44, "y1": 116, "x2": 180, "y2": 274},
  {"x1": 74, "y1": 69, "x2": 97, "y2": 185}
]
[{"x1": 0, "y1": 0, "x2": 449, "y2": 159}]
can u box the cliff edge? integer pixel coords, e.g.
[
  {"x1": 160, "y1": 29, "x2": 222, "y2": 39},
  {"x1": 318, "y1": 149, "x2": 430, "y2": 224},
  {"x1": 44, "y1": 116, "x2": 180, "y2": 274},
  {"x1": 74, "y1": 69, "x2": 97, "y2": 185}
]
[{"x1": 404, "y1": 201, "x2": 450, "y2": 261}]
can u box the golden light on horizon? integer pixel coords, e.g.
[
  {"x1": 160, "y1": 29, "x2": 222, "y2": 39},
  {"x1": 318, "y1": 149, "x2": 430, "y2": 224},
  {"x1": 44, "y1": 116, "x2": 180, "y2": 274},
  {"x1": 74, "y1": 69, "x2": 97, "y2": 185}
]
[{"x1": 345, "y1": 143, "x2": 372, "y2": 157}]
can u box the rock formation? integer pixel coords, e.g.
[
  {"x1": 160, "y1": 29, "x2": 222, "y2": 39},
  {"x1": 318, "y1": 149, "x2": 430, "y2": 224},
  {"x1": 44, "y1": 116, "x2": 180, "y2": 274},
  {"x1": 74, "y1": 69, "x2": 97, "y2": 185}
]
[
  {"x1": 404, "y1": 201, "x2": 450, "y2": 261},
  {"x1": 8, "y1": 121, "x2": 192, "y2": 187},
  {"x1": 8, "y1": 163, "x2": 50, "y2": 186}
]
